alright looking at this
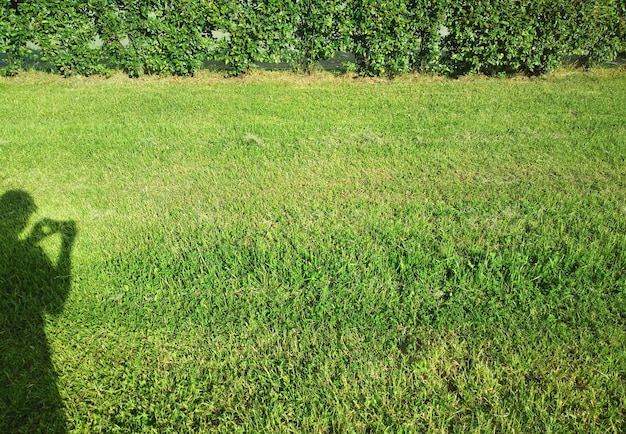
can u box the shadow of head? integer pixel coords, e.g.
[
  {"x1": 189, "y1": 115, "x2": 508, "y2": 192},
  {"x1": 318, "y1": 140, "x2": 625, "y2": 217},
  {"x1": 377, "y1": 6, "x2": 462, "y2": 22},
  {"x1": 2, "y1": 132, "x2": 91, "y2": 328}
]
[{"x1": 0, "y1": 190, "x2": 37, "y2": 236}]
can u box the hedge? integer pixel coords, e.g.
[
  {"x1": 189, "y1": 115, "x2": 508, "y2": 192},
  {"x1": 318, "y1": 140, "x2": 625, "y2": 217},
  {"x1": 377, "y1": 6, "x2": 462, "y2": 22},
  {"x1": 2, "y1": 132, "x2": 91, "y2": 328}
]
[
  {"x1": 442, "y1": 0, "x2": 626, "y2": 76},
  {"x1": 350, "y1": 0, "x2": 445, "y2": 76},
  {"x1": 1, "y1": 0, "x2": 625, "y2": 77},
  {"x1": 94, "y1": 0, "x2": 216, "y2": 77}
]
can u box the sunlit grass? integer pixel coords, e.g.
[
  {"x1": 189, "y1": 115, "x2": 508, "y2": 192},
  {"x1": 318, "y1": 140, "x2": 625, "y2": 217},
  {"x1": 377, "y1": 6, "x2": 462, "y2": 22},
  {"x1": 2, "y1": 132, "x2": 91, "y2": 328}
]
[{"x1": 1, "y1": 69, "x2": 626, "y2": 432}]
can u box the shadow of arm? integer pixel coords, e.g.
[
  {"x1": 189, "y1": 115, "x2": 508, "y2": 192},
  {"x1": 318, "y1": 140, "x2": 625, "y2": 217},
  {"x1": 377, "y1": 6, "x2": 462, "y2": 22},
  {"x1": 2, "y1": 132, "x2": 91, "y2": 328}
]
[{"x1": 46, "y1": 220, "x2": 77, "y2": 316}]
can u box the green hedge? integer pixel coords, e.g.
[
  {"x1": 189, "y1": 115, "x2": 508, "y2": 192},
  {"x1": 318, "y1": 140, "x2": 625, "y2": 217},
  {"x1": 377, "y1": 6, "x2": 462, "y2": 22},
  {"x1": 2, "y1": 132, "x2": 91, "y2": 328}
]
[
  {"x1": 351, "y1": 0, "x2": 444, "y2": 76},
  {"x1": 442, "y1": 0, "x2": 625, "y2": 76},
  {"x1": 1, "y1": 0, "x2": 624, "y2": 77},
  {"x1": 94, "y1": 0, "x2": 216, "y2": 77},
  {"x1": 442, "y1": 0, "x2": 569, "y2": 75},
  {"x1": 283, "y1": 0, "x2": 352, "y2": 74},
  {"x1": 22, "y1": 0, "x2": 104, "y2": 76},
  {"x1": 569, "y1": 0, "x2": 626, "y2": 68},
  {"x1": 1, "y1": 1, "x2": 27, "y2": 75},
  {"x1": 214, "y1": 0, "x2": 291, "y2": 76}
]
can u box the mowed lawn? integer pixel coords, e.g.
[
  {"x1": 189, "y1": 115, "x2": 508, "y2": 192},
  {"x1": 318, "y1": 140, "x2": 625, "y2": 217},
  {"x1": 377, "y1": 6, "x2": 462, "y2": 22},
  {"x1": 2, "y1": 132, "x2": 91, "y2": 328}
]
[{"x1": 1, "y1": 70, "x2": 626, "y2": 432}]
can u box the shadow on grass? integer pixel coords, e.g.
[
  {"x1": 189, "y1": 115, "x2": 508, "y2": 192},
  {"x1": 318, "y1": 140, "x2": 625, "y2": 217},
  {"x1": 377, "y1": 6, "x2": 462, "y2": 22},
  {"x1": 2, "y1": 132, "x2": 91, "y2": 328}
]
[
  {"x1": 0, "y1": 190, "x2": 76, "y2": 434},
  {"x1": 1, "y1": 49, "x2": 357, "y2": 75}
]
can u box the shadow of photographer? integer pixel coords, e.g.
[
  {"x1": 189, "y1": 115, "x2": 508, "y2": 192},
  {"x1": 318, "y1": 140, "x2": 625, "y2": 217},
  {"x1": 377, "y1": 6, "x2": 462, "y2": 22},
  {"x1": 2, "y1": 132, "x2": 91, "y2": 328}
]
[{"x1": 1, "y1": 190, "x2": 77, "y2": 433}]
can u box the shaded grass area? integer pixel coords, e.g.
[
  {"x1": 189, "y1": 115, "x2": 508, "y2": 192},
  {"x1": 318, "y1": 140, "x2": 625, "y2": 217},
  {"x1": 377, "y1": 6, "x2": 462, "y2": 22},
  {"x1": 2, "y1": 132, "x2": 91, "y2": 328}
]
[{"x1": 1, "y1": 70, "x2": 626, "y2": 432}]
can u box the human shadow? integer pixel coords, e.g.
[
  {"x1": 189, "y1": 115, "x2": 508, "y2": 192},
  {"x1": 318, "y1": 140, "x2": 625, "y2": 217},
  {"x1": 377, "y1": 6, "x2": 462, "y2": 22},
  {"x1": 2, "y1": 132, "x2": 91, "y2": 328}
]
[{"x1": 0, "y1": 190, "x2": 76, "y2": 433}]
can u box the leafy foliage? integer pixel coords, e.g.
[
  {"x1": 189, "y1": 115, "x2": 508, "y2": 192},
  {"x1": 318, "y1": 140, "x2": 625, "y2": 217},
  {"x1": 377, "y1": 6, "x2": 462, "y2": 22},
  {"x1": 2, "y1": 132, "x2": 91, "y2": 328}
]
[
  {"x1": 282, "y1": 0, "x2": 352, "y2": 74},
  {"x1": 1, "y1": 0, "x2": 625, "y2": 77},
  {"x1": 93, "y1": 0, "x2": 216, "y2": 77},
  {"x1": 568, "y1": 0, "x2": 626, "y2": 68},
  {"x1": 351, "y1": 0, "x2": 444, "y2": 76},
  {"x1": 0, "y1": 0, "x2": 29, "y2": 75},
  {"x1": 17, "y1": 0, "x2": 105, "y2": 76},
  {"x1": 442, "y1": 0, "x2": 625, "y2": 76},
  {"x1": 407, "y1": 0, "x2": 446, "y2": 73},
  {"x1": 213, "y1": 0, "x2": 291, "y2": 76},
  {"x1": 443, "y1": 0, "x2": 568, "y2": 76}
]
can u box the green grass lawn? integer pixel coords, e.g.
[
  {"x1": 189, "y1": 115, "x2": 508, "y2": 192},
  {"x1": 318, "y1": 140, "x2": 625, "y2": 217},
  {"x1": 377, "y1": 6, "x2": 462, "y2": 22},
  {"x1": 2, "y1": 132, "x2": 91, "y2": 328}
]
[{"x1": 1, "y1": 69, "x2": 626, "y2": 433}]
